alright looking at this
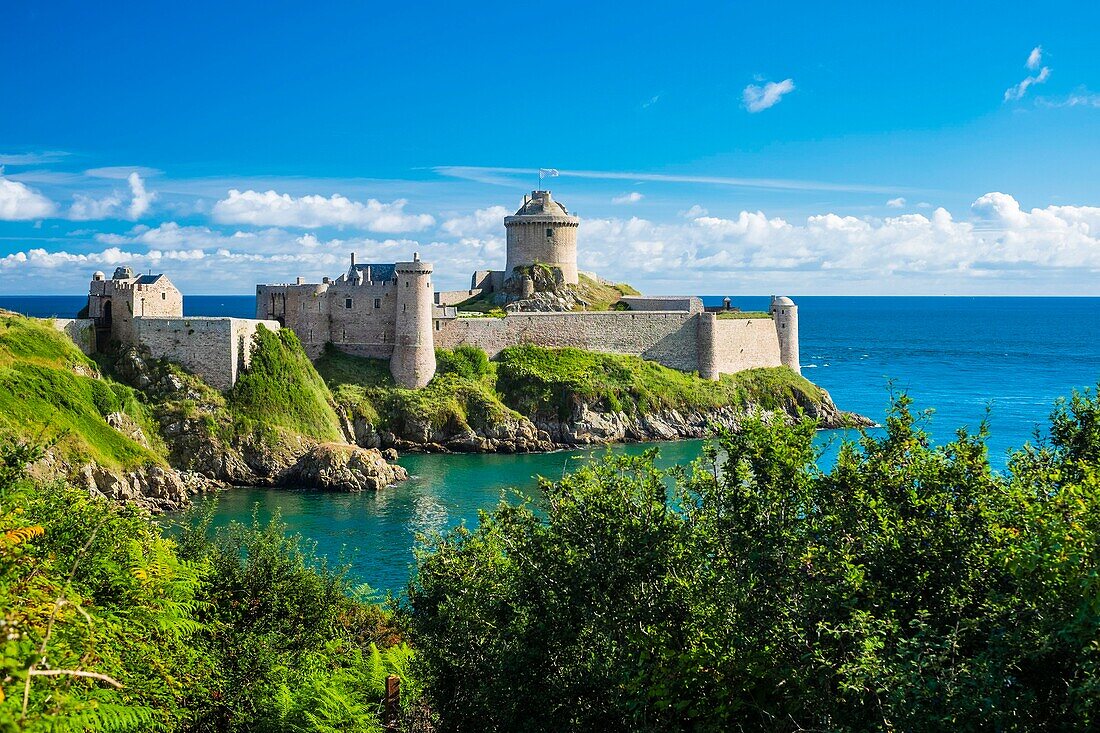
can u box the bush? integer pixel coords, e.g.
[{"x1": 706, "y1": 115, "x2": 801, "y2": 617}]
[
  {"x1": 409, "y1": 390, "x2": 1100, "y2": 732},
  {"x1": 0, "y1": 439, "x2": 419, "y2": 732},
  {"x1": 435, "y1": 345, "x2": 491, "y2": 380}
]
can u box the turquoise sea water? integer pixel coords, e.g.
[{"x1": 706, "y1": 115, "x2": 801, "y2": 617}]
[{"x1": 6, "y1": 295, "x2": 1099, "y2": 594}]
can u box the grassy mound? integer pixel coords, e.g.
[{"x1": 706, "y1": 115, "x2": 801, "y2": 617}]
[
  {"x1": 227, "y1": 326, "x2": 343, "y2": 442},
  {"x1": 454, "y1": 273, "x2": 641, "y2": 314},
  {"x1": 0, "y1": 312, "x2": 162, "y2": 469},
  {"x1": 495, "y1": 344, "x2": 821, "y2": 419}
]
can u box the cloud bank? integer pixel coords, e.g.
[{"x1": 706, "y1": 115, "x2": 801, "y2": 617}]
[{"x1": 212, "y1": 189, "x2": 435, "y2": 232}]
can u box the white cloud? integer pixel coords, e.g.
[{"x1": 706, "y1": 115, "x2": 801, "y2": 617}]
[
  {"x1": 742, "y1": 78, "x2": 795, "y2": 113},
  {"x1": 0, "y1": 151, "x2": 69, "y2": 166},
  {"x1": 1005, "y1": 47, "x2": 1050, "y2": 101},
  {"x1": 0, "y1": 177, "x2": 58, "y2": 220},
  {"x1": 680, "y1": 204, "x2": 708, "y2": 218},
  {"x1": 212, "y1": 189, "x2": 435, "y2": 232},
  {"x1": 1038, "y1": 90, "x2": 1100, "y2": 108},
  {"x1": 440, "y1": 206, "x2": 509, "y2": 237},
  {"x1": 65, "y1": 172, "x2": 155, "y2": 220},
  {"x1": 612, "y1": 192, "x2": 645, "y2": 204},
  {"x1": 127, "y1": 172, "x2": 154, "y2": 219},
  {"x1": 1027, "y1": 46, "x2": 1043, "y2": 71},
  {"x1": 886, "y1": 197, "x2": 906, "y2": 208}
]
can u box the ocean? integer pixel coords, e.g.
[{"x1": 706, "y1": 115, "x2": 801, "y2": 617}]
[{"x1": 5, "y1": 294, "x2": 1099, "y2": 594}]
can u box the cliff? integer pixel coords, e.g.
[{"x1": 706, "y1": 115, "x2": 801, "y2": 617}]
[
  {"x1": 318, "y1": 343, "x2": 871, "y2": 454},
  {"x1": 0, "y1": 312, "x2": 406, "y2": 511}
]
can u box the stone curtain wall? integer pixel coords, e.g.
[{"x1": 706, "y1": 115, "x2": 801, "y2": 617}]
[
  {"x1": 135, "y1": 317, "x2": 280, "y2": 391},
  {"x1": 435, "y1": 312, "x2": 702, "y2": 372},
  {"x1": 52, "y1": 318, "x2": 97, "y2": 355},
  {"x1": 434, "y1": 289, "x2": 483, "y2": 306},
  {"x1": 619, "y1": 296, "x2": 705, "y2": 314},
  {"x1": 708, "y1": 317, "x2": 782, "y2": 375}
]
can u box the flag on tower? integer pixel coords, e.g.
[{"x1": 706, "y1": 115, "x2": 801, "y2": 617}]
[{"x1": 539, "y1": 168, "x2": 559, "y2": 178}]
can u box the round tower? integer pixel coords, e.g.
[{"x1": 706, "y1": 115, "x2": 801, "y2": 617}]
[
  {"x1": 504, "y1": 190, "x2": 580, "y2": 285},
  {"x1": 390, "y1": 253, "x2": 436, "y2": 389},
  {"x1": 770, "y1": 295, "x2": 800, "y2": 374}
]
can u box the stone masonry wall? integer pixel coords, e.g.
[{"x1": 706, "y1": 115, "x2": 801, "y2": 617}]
[
  {"x1": 709, "y1": 317, "x2": 782, "y2": 375},
  {"x1": 435, "y1": 312, "x2": 702, "y2": 372},
  {"x1": 135, "y1": 317, "x2": 280, "y2": 391},
  {"x1": 620, "y1": 296, "x2": 704, "y2": 313},
  {"x1": 52, "y1": 318, "x2": 96, "y2": 355}
]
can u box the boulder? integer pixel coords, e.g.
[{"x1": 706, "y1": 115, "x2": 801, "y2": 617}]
[{"x1": 284, "y1": 443, "x2": 409, "y2": 492}]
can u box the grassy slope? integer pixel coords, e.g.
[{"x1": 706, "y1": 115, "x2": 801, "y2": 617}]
[
  {"x1": 0, "y1": 312, "x2": 163, "y2": 469},
  {"x1": 226, "y1": 326, "x2": 343, "y2": 442},
  {"x1": 318, "y1": 342, "x2": 824, "y2": 433},
  {"x1": 316, "y1": 344, "x2": 521, "y2": 435},
  {"x1": 716, "y1": 311, "x2": 772, "y2": 320},
  {"x1": 495, "y1": 344, "x2": 820, "y2": 420}
]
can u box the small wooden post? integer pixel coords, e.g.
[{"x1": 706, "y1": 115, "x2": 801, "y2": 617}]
[{"x1": 384, "y1": 674, "x2": 401, "y2": 731}]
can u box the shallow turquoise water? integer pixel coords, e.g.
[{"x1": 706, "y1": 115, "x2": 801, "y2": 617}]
[{"x1": 191, "y1": 431, "x2": 861, "y2": 596}]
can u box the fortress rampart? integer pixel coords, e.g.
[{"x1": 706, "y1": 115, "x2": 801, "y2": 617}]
[{"x1": 134, "y1": 317, "x2": 280, "y2": 391}]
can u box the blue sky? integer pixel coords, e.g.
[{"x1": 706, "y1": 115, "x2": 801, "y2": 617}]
[{"x1": 3, "y1": 0, "x2": 1100, "y2": 295}]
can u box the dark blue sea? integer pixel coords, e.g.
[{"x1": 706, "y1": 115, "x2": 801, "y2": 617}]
[{"x1": 6, "y1": 293, "x2": 1099, "y2": 593}]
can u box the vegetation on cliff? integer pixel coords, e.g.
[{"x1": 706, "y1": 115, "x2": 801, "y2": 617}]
[
  {"x1": 409, "y1": 390, "x2": 1100, "y2": 732},
  {"x1": 226, "y1": 326, "x2": 343, "y2": 442},
  {"x1": 495, "y1": 344, "x2": 820, "y2": 419},
  {"x1": 0, "y1": 312, "x2": 162, "y2": 470},
  {"x1": 319, "y1": 342, "x2": 827, "y2": 439},
  {"x1": 0, "y1": 441, "x2": 417, "y2": 731},
  {"x1": 455, "y1": 273, "x2": 640, "y2": 315}
]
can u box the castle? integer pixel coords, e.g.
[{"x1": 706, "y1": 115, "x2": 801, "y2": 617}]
[{"x1": 76, "y1": 190, "x2": 800, "y2": 391}]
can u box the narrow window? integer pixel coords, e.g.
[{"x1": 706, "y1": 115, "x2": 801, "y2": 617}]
[
  {"x1": 342, "y1": 328, "x2": 346, "y2": 340},
  {"x1": 435, "y1": 321, "x2": 440, "y2": 331},
  {"x1": 402, "y1": 304, "x2": 407, "y2": 312},
  {"x1": 308, "y1": 329, "x2": 314, "y2": 342},
  {"x1": 345, "y1": 297, "x2": 353, "y2": 309},
  {"x1": 161, "y1": 292, "x2": 166, "y2": 300},
  {"x1": 546, "y1": 228, "x2": 553, "y2": 237},
  {"x1": 374, "y1": 298, "x2": 381, "y2": 309},
  {"x1": 405, "y1": 281, "x2": 409, "y2": 288}
]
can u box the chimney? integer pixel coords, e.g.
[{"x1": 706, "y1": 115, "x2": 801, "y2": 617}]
[
  {"x1": 350, "y1": 252, "x2": 356, "y2": 268},
  {"x1": 413, "y1": 251, "x2": 420, "y2": 262},
  {"x1": 296, "y1": 276, "x2": 304, "y2": 285}
]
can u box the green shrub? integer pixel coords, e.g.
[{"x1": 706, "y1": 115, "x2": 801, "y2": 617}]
[
  {"x1": 435, "y1": 345, "x2": 491, "y2": 380},
  {"x1": 409, "y1": 390, "x2": 1100, "y2": 732}
]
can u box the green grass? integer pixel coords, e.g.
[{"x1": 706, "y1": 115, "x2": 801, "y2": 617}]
[
  {"x1": 495, "y1": 344, "x2": 820, "y2": 420},
  {"x1": 226, "y1": 326, "x2": 344, "y2": 442},
  {"x1": 315, "y1": 344, "x2": 521, "y2": 435},
  {"x1": 317, "y1": 341, "x2": 823, "y2": 433},
  {"x1": 716, "y1": 310, "x2": 772, "y2": 320},
  {"x1": 0, "y1": 312, "x2": 163, "y2": 469}
]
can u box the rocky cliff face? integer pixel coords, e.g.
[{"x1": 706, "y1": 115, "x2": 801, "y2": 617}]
[
  {"x1": 105, "y1": 348, "x2": 409, "y2": 502},
  {"x1": 338, "y1": 387, "x2": 872, "y2": 455}
]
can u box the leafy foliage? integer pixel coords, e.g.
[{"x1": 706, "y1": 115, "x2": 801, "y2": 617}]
[
  {"x1": 409, "y1": 390, "x2": 1100, "y2": 732},
  {"x1": 0, "y1": 440, "x2": 418, "y2": 732}
]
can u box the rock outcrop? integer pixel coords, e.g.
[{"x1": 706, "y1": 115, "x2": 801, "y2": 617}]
[
  {"x1": 339, "y1": 387, "x2": 871, "y2": 455},
  {"x1": 106, "y1": 347, "x2": 410, "y2": 498},
  {"x1": 284, "y1": 443, "x2": 409, "y2": 491}
]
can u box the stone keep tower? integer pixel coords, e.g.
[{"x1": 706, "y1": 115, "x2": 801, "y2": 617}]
[
  {"x1": 770, "y1": 295, "x2": 800, "y2": 374},
  {"x1": 504, "y1": 190, "x2": 580, "y2": 285},
  {"x1": 390, "y1": 254, "x2": 436, "y2": 388}
]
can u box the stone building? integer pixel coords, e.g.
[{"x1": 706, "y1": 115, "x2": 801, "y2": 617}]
[
  {"x1": 85, "y1": 267, "x2": 279, "y2": 391},
  {"x1": 259, "y1": 189, "x2": 801, "y2": 388},
  {"x1": 504, "y1": 190, "x2": 580, "y2": 284},
  {"x1": 88, "y1": 266, "x2": 184, "y2": 347},
  {"x1": 256, "y1": 253, "x2": 440, "y2": 388}
]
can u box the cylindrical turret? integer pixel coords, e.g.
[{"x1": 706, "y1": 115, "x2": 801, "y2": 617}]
[
  {"x1": 504, "y1": 190, "x2": 580, "y2": 284},
  {"x1": 390, "y1": 253, "x2": 436, "y2": 389},
  {"x1": 770, "y1": 295, "x2": 800, "y2": 374},
  {"x1": 697, "y1": 312, "x2": 719, "y2": 381}
]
